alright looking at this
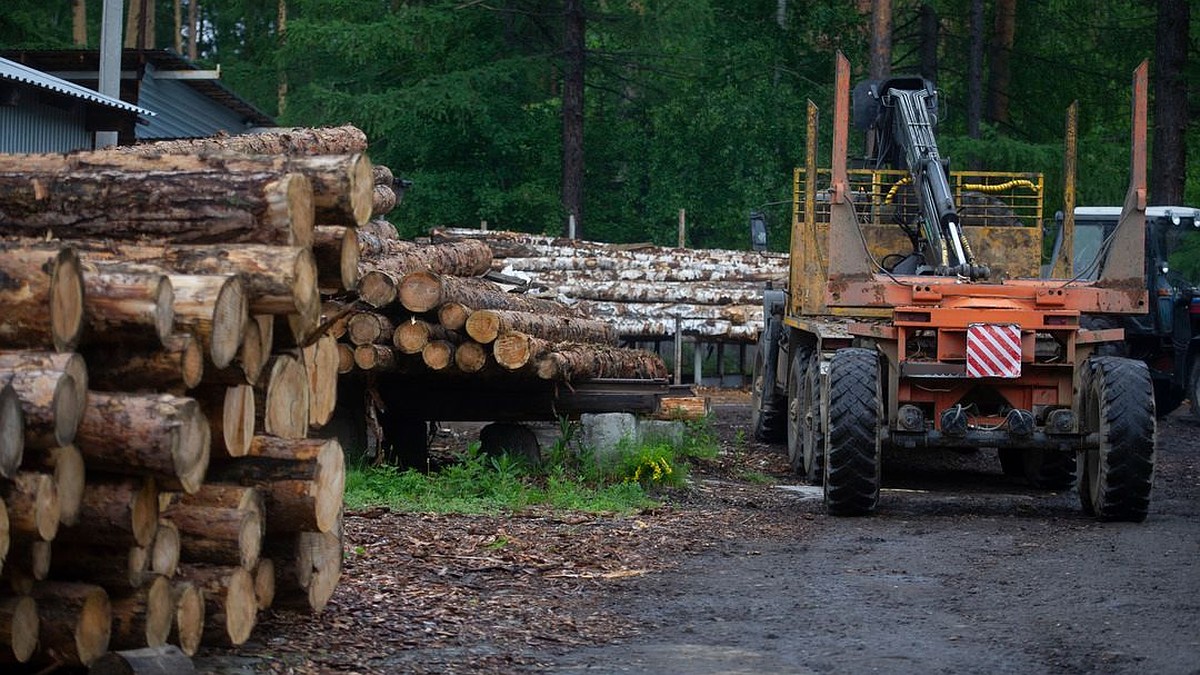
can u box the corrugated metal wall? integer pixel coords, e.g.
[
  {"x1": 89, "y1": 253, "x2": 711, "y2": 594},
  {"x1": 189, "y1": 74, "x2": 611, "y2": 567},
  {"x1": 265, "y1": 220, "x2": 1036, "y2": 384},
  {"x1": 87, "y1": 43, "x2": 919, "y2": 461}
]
[
  {"x1": 0, "y1": 102, "x2": 92, "y2": 152},
  {"x1": 137, "y1": 64, "x2": 249, "y2": 139}
]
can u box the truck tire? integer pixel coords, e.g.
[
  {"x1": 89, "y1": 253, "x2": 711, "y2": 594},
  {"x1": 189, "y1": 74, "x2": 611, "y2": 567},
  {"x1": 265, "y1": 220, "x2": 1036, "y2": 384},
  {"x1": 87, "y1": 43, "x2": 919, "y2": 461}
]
[
  {"x1": 823, "y1": 348, "x2": 882, "y2": 516},
  {"x1": 801, "y1": 350, "x2": 825, "y2": 482},
  {"x1": 1079, "y1": 356, "x2": 1156, "y2": 522},
  {"x1": 750, "y1": 329, "x2": 785, "y2": 442},
  {"x1": 785, "y1": 345, "x2": 811, "y2": 473}
]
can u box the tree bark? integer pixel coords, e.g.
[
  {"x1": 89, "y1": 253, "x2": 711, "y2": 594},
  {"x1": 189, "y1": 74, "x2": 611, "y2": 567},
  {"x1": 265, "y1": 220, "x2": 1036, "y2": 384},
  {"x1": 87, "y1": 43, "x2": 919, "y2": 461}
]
[
  {"x1": 1151, "y1": 0, "x2": 1189, "y2": 205},
  {"x1": 371, "y1": 184, "x2": 397, "y2": 216},
  {"x1": 869, "y1": 0, "x2": 892, "y2": 79},
  {"x1": 0, "y1": 245, "x2": 84, "y2": 352},
  {"x1": 264, "y1": 517, "x2": 342, "y2": 613},
  {"x1": 30, "y1": 581, "x2": 111, "y2": 666},
  {"x1": 117, "y1": 125, "x2": 369, "y2": 156},
  {"x1": 493, "y1": 332, "x2": 551, "y2": 371},
  {"x1": 211, "y1": 437, "x2": 344, "y2": 535},
  {"x1": 312, "y1": 225, "x2": 360, "y2": 292},
  {"x1": 193, "y1": 384, "x2": 254, "y2": 459},
  {"x1": 0, "y1": 155, "x2": 314, "y2": 246},
  {"x1": 51, "y1": 540, "x2": 150, "y2": 590},
  {"x1": 918, "y1": 3, "x2": 938, "y2": 81},
  {"x1": 22, "y1": 443, "x2": 84, "y2": 527},
  {"x1": 175, "y1": 564, "x2": 255, "y2": 647},
  {"x1": 987, "y1": 0, "x2": 1016, "y2": 127},
  {"x1": 537, "y1": 344, "x2": 667, "y2": 382},
  {"x1": 83, "y1": 335, "x2": 205, "y2": 393},
  {"x1": 80, "y1": 267, "x2": 175, "y2": 347},
  {"x1": 162, "y1": 503, "x2": 262, "y2": 570},
  {"x1": 1, "y1": 471, "x2": 59, "y2": 542},
  {"x1": 0, "y1": 595, "x2": 37, "y2": 663},
  {"x1": 60, "y1": 477, "x2": 159, "y2": 548},
  {"x1": 967, "y1": 0, "x2": 984, "y2": 145},
  {"x1": 359, "y1": 236, "x2": 493, "y2": 279},
  {"x1": 397, "y1": 271, "x2": 562, "y2": 315},
  {"x1": 347, "y1": 311, "x2": 395, "y2": 346},
  {"x1": 76, "y1": 392, "x2": 210, "y2": 494},
  {"x1": 466, "y1": 310, "x2": 617, "y2": 345},
  {"x1": 0, "y1": 350, "x2": 84, "y2": 455},
  {"x1": 107, "y1": 575, "x2": 173, "y2": 650}
]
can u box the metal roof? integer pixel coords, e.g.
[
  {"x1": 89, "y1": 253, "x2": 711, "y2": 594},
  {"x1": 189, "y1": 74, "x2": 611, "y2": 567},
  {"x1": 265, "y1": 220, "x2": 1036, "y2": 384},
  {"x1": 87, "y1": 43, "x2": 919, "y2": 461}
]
[{"x1": 0, "y1": 56, "x2": 154, "y2": 117}]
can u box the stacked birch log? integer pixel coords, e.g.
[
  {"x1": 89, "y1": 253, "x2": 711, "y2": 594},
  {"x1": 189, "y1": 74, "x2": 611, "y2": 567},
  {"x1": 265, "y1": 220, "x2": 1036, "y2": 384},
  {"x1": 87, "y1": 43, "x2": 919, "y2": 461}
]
[
  {"x1": 432, "y1": 228, "x2": 790, "y2": 344},
  {"x1": 0, "y1": 126, "x2": 366, "y2": 667}
]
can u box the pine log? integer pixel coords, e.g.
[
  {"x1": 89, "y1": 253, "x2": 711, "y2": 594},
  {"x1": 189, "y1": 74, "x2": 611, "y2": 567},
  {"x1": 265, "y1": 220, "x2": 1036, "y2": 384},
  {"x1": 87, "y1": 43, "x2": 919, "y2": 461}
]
[
  {"x1": 393, "y1": 317, "x2": 458, "y2": 355},
  {"x1": 359, "y1": 217, "x2": 399, "y2": 240},
  {"x1": 353, "y1": 343, "x2": 405, "y2": 372},
  {"x1": 422, "y1": 340, "x2": 455, "y2": 371},
  {"x1": 320, "y1": 300, "x2": 352, "y2": 341},
  {"x1": 168, "y1": 582, "x2": 204, "y2": 657},
  {"x1": 193, "y1": 384, "x2": 254, "y2": 459},
  {"x1": 51, "y1": 540, "x2": 149, "y2": 589},
  {"x1": 0, "y1": 383, "x2": 21, "y2": 480},
  {"x1": 21, "y1": 444, "x2": 84, "y2": 527},
  {"x1": 175, "y1": 564, "x2": 255, "y2": 647},
  {"x1": 83, "y1": 335, "x2": 205, "y2": 393},
  {"x1": 313, "y1": 225, "x2": 360, "y2": 291},
  {"x1": 536, "y1": 343, "x2": 668, "y2": 382},
  {"x1": 0, "y1": 154, "x2": 314, "y2": 246},
  {"x1": 0, "y1": 352, "x2": 83, "y2": 450},
  {"x1": 30, "y1": 581, "x2": 111, "y2": 666},
  {"x1": 166, "y1": 274, "x2": 248, "y2": 370},
  {"x1": 116, "y1": 125, "x2": 369, "y2": 156},
  {"x1": 77, "y1": 392, "x2": 210, "y2": 494},
  {"x1": 359, "y1": 237, "x2": 493, "y2": 279},
  {"x1": 398, "y1": 270, "x2": 571, "y2": 316},
  {"x1": 336, "y1": 343, "x2": 355, "y2": 374},
  {"x1": 265, "y1": 513, "x2": 342, "y2": 613},
  {"x1": 1, "y1": 472, "x2": 58, "y2": 542},
  {"x1": 108, "y1": 575, "x2": 172, "y2": 650},
  {"x1": 212, "y1": 437, "x2": 344, "y2": 535},
  {"x1": 0, "y1": 595, "x2": 37, "y2": 663},
  {"x1": 252, "y1": 559, "x2": 275, "y2": 611},
  {"x1": 454, "y1": 340, "x2": 490, "y2": 373},
  {"x1": 0, "y1": 499, "x2": 9, "y2": 577},
  {"x1": 2, "y1": 539, "x2": 50, "y2": 591},
  {"x1": 80, "y1": 268, "x2": 175, "y2": 346},
  {"x1": 61, "y1": 477, "x2": 158, "y2": 548},
  {"x1": 437, "y1": 302, "x2": 472, "y2": 331},
  {"x1": 493, "y1": 332, "x2": 551, "y2": 371},
  {"x1": 258, "y1": 354, "x2": 310, "y2": 440},
  {"x1": 347, "y1": 311, "x2": 395, "y2": 346},
  {"x1": 466, "y1": 309, "x2": 617, "y2": 346},
  {"x1": 303, "y1": 334, "x2": 340, "y2": 429},
  {"x1": 163, "y1": 506, "x2": 261, "y2": 570},
  {"x1": 356, "y1": 269, "x2": 400, "y2": 308},
  {"x1": 371, "y1": 184, "x2": 396, "y2": 216},
  {"x1": 90, "y1": 644, "x2": 197, "y2": 675},
  {"x1": 253, "y1": 314, "x2": 275, "y2": 360},
  {"x1": 372, "y1": 164, "x2": 393, "y2": 186},
  {"x1": 0, "y1": 244, "x2": 84, "y2": 352},
  {"x1": 149, "y1": 520, "x2": 181, "y2": 579}
]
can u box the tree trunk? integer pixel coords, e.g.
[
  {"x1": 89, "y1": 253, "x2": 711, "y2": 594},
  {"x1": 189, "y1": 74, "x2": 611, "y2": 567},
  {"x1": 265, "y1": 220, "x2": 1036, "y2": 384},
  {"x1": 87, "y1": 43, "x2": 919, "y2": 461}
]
[
  {"x1": 303, "y1": 335, "x2": 340, "y2": 429},
  {"x1": 437, "y1": 302, "x2": 473, "y2": 331},
  {"x1": 1151, "y1": 0, "x2": 1189, "y2": 205},
  {"x1": 371, "y1": 184, "x2": 396, "y2": 216},
  {"x1": 561, "y1": 0, "x2": 585, "y2": 238},
  {"x1": 454, "y1": 340, "x2": 490, "y2": 373},
  {"x1": 493, "y1": 332, "x2": 551, "y2": 371},
  {"x1": 467, "y1": 309, "x2": 616, "y2": 346},
  {"x1": 422, "y1": 340, "x2": 455, "y2": 371},
  {"x1": 869, "y1": 0, "x2": 892, "y2": 79},
  {"x1": 107, "y1": 575, "x2": 173, "y2": 650},
  {"x1": 73, "y1": 0, "x2": 88, "y2": 45},
  {"x1": 174, "y1": 564, "x2": 255, "y2": 647},
  {"x1": 118, "y1": 125, "x2": 369, "y2": 157},
  {"x1": 967, "y1": 0, "x2": 984, "y2": 145},
  {"x1": 211, "y1": 437, "x2": 344, "y2": 535},
  {"x1": 83, "y1": 336, "x2": 205, "y2": 393},
  {"x1": 51, "y1": 541, "x2": 150, "y2": 589},
  {"x1": 537, "y1": 344, "x2": 667, "y2": 382},
  {"x1": 258, "y1": 354, "x2": 310, "y2": 440},
  {"x1": 918, "y1": 3, "x2": 938, "y2": 81},
  {"x1": 264, "y1": 518, "x2": 342, "y2": 613},
  {"x1": 347, "y1": 311, "x2": 395, "y2": 346},
  {"x1": 372, "y1": 164, "x2": 393, "y2": 186},
  {"x1": 393, "y1": 318, "x2": 458, "y2": 355},
  {"x1": 986, "y1": 0, "x2": 1016, "y2": 126},
  {"x1": 359, "y1": 237, "x2": 493, "y2": 279},
  {"x1": 0, "y1": 245, "x2": 85, "y2": 352},
  {"x1": 162, "y1": 504, "x2": 262, "y2": 570},
  {"x1": 80, "y1": 268, "x2": 175, "y2": 347},
  {"x1": 150, "y1": 520, "x2": 181, "y2": 579},
  {"x1": 312, "y1": 225, "x2": 359, "y2": 292},
  {"x1": 90, "y1": 644, "x2": 197, "y2": 675},
  {"x1": 30, "y1": 581, "x2": 111, "y2": 666},
  {"x1": 22, "y1": 443, "x2": 84, "y2": 527},
  {"x1": 164, "y1": 274, "x2": 248, "y2": 370},
  {"x1": 0, "y1": 595, "x2": 37, "y2": 663},
  {"x1": 168, "y1": 581, "x2": 204, "y2": 657},
  {"x1": 0, "y1": 350, "x2": 84, "y2": 453},
  {"x1": 2, "y1": 471, "x2": 59, "y2": 542},
  {"x1": 76, "y1": 393, "x2": 210, "y2": 494},
  {"x1": 0, "y1": 156, "x2": 313, "y2": 246},
  {"x1": 193, "y1": 384, "x2": 254, "y2": 459},
  {"x1": 60, "y1": 477, "x2": 159, "y2": 548},
  {"x1": 397, "y1": 271, "x2": 557, "y2": 314},
  {"x1": 4, "y1": 539, "x2": 51, "y2": 589},
  {"x1": 353, "y1": 344, "x2": 402, "y2": 371}
]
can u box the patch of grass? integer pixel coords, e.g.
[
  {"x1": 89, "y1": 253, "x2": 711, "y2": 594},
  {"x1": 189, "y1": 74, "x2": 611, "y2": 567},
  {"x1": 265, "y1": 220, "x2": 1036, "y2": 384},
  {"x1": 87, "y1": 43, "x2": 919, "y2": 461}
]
[
  {"x1": 345, "y1": 417, "x2": 718, "y2": 514},
  {"x1": 736, "y1": 470, "x2": 776, "y2": 485}
]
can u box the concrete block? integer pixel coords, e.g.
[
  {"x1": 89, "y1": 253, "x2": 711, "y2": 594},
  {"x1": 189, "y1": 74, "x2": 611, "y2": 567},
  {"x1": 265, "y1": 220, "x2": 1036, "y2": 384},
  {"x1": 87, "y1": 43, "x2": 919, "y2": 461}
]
[{"x1": 580, "y1": 412, "x2": 637, "y2": 462}]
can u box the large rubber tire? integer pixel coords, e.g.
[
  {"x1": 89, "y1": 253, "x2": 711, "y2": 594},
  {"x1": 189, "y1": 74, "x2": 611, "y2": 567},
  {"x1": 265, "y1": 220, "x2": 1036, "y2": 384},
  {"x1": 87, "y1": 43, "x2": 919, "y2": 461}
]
[
  {"x1": 823, "y1": 348, "x2": 882, "y2": 516},
  {"x1": 750, "y1": 332, "x2": 786, "y2": 442},
  {"x1": 801, "y1": 350, "x2": 825, "y2": 482},
  {"x1": 785, "y1": 345, "x2": 810, "y2": 473},
  {"x1": 1079, "y1": 356, "x2": 1156, "y2": 522}
]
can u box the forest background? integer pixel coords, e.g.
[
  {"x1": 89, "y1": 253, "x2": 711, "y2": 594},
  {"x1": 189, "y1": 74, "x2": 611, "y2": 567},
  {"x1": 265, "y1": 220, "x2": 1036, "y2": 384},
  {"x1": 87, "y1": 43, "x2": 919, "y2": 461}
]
[{"x1": 1, "y1": 0, "x2": 1196, "y2": 253}]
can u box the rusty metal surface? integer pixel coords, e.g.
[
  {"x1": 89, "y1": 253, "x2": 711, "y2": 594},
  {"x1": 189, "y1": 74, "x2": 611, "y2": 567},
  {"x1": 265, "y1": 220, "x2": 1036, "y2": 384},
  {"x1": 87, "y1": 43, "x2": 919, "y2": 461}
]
[{"x1": 1098, "y1": 59, "x2": 1149, "y2": 289}]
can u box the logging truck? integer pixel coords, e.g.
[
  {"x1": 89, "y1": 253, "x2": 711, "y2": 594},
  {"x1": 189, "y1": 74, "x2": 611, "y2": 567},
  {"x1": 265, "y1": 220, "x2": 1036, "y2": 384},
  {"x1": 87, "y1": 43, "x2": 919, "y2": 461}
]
[{"x1": 751, "y1": 53, "x2": 1157, "y2": 521}]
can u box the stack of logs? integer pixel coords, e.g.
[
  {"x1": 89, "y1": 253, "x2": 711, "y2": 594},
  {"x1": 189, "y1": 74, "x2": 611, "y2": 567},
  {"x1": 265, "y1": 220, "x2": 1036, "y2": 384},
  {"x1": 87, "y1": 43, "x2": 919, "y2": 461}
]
[
  {"x1": 0, "y1": 126, "x2": 369, "y2": 668},
  {"x1": 431, "y1": 228, "x2": 790, "y2": 344}
]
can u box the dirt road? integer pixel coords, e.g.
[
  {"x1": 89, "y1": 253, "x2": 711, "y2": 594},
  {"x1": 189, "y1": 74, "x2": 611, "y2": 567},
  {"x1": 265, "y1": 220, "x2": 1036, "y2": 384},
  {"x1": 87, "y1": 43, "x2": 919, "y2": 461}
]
[{"x1": 545, "y1": 403, "x2": 1200, "y2": 675}]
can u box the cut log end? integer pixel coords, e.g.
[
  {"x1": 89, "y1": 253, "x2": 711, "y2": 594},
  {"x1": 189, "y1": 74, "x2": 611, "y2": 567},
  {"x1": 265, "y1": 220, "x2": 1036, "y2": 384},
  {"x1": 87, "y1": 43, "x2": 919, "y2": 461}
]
[
  {"x1": 350, "y1": 155, "x2": 375, "y2": 226},
  {"x1": 51, "y1": 247, "x2": 86, "y2": 353},
  {"x1": 52, "y1": 443, "x2": 85, "y2": 527},
  {"x1": 78, "y1": 586, "x2": 113, "y2": 666},
  {"x1": 221, "y1": 384, "x2": 255, "y2": 458},
  {"x1": 315, "y1": 439, "x2": 346, "y2": 534},
  {"x1": 397, "y1": 270, "x2": 442, "y2": 313},
  {"x1": 293, "y1": 248, "x2": 321, "y2": 325},
  {"x1": 340, "y1": 226, "x2": 361, "y2": 291},
  {"x1": 174, "y1": 400, "x2": 211, "y2": 495},
  {"x1": 177, "y1": 334, "x2": 205, "y2": 390},
  {"x1": 254, "y1": 558, "x2": 275, "y2": 611},
  {"x1": 132, "y1": 479, "x2": 161, "y2": 549},
  {"x1": 264, "y1": 355, "x2": 310, "y2": 439},
  {"x1": 153, "y1": 275, "x2": 176, "y2": 345},
  {"x1": 170, "y1": 582, "x2": 204, "y2": 657},
  {"x1": 223, "y1": 567, "x2": 257, "y2": 646},
  {"x1": 283, "y1": 172, "x2": 316, "y2": 249},
  {"x1": 152, "y1": 520, "x2": 181, "y2": 578},
  {"x1": 211, "y1": 277, "x2": 250, "y2": 370},
  {"x1": 2, "y1": 595, "x2": 38, "y2": 663},
  {"x1": 0, "y1": 383, "x2": 24, "y2": 479},
  {"x1": 239, "y1": 319, "x2": 265, "y2": 386},
  {"x1": 53, "y1": 373, "x2": 83, "y2": 448},
  {"x1": 357, "y1": 270, "x2": 397, "y2": 308}
]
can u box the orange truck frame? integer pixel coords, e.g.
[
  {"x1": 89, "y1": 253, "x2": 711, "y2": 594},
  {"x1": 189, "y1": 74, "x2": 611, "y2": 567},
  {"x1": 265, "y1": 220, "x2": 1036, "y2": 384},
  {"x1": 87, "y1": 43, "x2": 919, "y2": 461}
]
[{"x1": 751, "y1": 53, "x2": 1156, "y2": 521}]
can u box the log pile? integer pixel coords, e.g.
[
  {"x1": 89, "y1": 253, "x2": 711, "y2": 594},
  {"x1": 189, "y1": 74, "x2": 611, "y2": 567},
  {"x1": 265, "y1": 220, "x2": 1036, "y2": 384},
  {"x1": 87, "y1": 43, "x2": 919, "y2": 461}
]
[
  {"x1": 432, "y1": 228, "x2": 790, "y2": 343},
  {"x1": 0, "y1": 125, "x2": 362, "y2": 667}
]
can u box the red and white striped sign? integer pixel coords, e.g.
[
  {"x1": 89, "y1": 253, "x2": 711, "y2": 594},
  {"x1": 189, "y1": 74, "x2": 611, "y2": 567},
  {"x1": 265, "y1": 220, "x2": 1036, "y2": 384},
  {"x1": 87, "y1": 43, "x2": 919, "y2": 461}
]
[{"x1": 966, "y1": 323, "x2": 1022, "y2": 378}]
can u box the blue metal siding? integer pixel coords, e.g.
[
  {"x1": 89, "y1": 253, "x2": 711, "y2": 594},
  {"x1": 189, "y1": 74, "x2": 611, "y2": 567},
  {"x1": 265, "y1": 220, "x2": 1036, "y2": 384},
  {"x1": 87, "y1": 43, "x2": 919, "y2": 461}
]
[
  {"x1": 0, "y1": 103, "x2": 92, "y2": 152},
  {"x1": 137, "y1": 64, "x2": 252, "y2": 139}
]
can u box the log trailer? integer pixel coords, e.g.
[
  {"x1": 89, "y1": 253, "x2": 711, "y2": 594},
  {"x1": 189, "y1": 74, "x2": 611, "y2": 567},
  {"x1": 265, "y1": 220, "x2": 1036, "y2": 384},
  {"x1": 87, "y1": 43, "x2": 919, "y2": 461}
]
[{"x1": 751, "y1": 53, "x2": 1157, "y2": 521}]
